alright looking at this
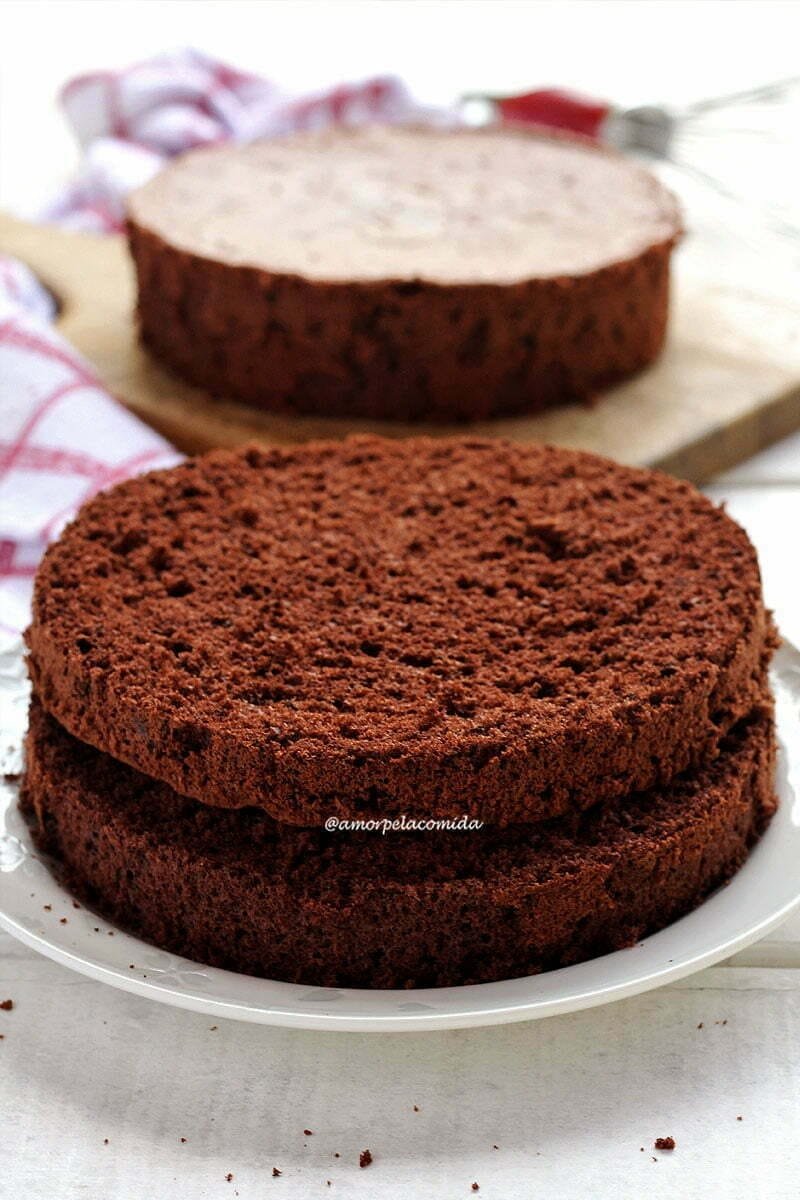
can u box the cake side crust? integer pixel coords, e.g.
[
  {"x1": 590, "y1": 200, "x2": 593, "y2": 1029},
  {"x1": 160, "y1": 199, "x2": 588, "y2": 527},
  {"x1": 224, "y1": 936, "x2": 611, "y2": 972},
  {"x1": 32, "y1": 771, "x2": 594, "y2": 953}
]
[
  {"x1": 23, "y1": 697, "x2": 777, "y2": 989},
  {"x1": 128, "y1": 221, "x2": 675, "y2": 421}
]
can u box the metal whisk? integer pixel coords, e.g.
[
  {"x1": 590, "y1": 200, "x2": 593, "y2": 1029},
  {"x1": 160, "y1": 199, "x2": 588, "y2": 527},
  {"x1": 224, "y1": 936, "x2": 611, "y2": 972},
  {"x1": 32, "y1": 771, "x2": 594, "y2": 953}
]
[{"x1": 462, "y1": 77, "x2": 800, "y2": 245}]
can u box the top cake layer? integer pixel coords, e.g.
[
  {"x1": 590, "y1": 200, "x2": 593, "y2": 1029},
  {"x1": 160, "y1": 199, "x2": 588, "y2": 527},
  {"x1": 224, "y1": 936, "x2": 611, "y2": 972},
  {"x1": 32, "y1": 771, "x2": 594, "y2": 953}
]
[
  {"x1": 27, "y1": 437, "x2": 771, "y2": 826},
  {"x1": 127, "y1": 125, "x2": 681, "y2": 285}
]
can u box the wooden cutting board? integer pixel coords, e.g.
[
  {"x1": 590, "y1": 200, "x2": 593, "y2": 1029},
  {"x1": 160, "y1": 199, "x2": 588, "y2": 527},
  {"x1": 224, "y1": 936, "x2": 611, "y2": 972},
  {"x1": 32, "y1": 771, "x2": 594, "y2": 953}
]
[{"x1": 3, "y1": 211, "x2": 799, "y2": 482}]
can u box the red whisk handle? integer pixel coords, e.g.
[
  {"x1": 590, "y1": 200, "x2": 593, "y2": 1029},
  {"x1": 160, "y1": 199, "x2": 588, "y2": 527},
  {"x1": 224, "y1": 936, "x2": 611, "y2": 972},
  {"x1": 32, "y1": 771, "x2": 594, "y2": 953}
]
[{"x1": 468, "y1": 88, "x2": 611, "y2": 139}]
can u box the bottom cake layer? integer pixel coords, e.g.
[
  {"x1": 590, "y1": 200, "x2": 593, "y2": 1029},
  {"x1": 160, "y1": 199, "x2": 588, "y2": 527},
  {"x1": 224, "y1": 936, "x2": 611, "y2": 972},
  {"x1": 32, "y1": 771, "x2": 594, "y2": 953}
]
[{"x1": 22, "y1": 697, "x2": 777, "y2": 989}]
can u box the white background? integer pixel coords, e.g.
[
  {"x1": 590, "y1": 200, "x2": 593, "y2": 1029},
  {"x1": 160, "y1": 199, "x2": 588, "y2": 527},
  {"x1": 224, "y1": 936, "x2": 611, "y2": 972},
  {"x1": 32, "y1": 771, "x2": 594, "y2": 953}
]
[
  {"x1": 2, "y1": 2, "x2": 800, "y2": 1197},
  {"x1": 2, "y1": 0, "x2": 800, "y2": 210}
]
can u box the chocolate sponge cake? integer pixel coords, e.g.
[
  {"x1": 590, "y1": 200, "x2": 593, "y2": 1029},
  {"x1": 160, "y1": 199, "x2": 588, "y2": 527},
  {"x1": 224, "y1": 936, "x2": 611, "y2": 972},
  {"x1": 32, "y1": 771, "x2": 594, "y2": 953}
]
[
  {"x1": 24, "y1": 697, "x2": 776, "y2": 989},
  {"x1": 127, "y1": 125, "x2": 681, "y2": 421},
  {"x1": 26, "y1": 438, "x2": 773, "y2": 826}
]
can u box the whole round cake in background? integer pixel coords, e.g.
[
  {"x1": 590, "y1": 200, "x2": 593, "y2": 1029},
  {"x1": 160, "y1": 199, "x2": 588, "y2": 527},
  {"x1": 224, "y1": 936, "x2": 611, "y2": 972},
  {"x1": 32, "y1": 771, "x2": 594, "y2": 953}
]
[
  {"x1": 26, "y1": 438, "x2": 772, "y2": 827},
  {"x1": 127, "y1": 125, "x2": 682, "y2": 422}
]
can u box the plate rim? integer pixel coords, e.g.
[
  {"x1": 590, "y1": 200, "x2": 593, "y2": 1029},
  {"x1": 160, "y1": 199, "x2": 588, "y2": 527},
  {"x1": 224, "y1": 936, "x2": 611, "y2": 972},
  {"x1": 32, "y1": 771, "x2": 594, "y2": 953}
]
[{"x1": 2, "y1": 856, "x2": 800, "y2": 1033}]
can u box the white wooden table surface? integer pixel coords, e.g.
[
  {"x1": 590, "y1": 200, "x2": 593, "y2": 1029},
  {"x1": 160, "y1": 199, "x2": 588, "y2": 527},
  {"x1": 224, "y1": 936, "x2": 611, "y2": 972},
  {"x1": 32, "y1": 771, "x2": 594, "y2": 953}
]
[{"x1": 3, "y1": 3, "x2": 800, "y2": 1195}]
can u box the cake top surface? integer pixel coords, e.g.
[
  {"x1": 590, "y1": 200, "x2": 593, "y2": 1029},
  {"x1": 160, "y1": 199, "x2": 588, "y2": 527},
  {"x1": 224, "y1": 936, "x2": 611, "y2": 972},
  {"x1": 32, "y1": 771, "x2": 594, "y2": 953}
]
[
  {"x1": 28, "y1": 437, "x2": 765, "y2": 822},
  {"x1": 127, "y1": 125, "x2": 681, "y2": 284}
]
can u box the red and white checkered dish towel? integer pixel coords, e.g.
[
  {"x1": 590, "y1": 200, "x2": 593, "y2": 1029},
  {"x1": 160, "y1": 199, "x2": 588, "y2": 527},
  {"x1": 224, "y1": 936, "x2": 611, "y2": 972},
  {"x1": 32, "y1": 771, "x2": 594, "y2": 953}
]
[
  {"x1": 0, "y1": 50, "x2": 442, "y2": 638},
  {"x1": 0, "y1": 259, "x2": 181, "y2": 637},
  {"x1": 43, "y1": 49, "x2": 440, "y2": 232}
]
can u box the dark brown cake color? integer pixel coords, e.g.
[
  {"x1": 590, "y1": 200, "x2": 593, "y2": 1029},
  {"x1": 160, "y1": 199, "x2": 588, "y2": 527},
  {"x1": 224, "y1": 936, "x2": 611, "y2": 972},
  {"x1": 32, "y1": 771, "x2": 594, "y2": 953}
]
[
  {"x1": 127, "y1": 125, "x2": 681, "y2": 422},
  {"x1": 26, "y1": 438, "x2": 773, "y2": 826},
  {"x1": 23, "y1": 697, "x2": 776, "y2": 989}
]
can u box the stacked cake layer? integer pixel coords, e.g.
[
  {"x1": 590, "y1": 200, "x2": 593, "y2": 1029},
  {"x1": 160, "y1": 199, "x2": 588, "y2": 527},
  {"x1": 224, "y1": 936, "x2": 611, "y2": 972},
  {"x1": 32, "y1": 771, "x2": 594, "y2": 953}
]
[{"x1": 22, "y1": 438, "x2": 778, "y2": 988}]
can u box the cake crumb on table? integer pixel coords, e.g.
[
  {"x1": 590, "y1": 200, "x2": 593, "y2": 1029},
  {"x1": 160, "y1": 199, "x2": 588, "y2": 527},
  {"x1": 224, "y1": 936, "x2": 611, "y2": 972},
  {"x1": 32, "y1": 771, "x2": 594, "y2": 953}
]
[
  {"x1": 0, "y1": 999, "x2": 13, "y2": 1011},
  {"x1": 304, "y1": 1129, "x2": 313, "y2": 1136},
  {"x1": 272, "y1": 1167, "x2": 281, "y2": 1177},
  {"x1": 471, "y1": 1184, "x2": 480, "y2": 1192},
  {"x1": 359, "y1": 1150, "x2": 373, "y2": 1169},
  {"x1": 654, "y1": 1137, "x2": 676, "y2": 1151}
]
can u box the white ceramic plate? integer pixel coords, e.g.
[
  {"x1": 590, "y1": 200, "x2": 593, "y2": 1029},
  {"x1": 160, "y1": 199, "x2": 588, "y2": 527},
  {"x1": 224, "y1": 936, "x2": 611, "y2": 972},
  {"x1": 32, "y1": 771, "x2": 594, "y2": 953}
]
[{"x1": 2, "y1": 636, "x2": 800, "y2": 1033}]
